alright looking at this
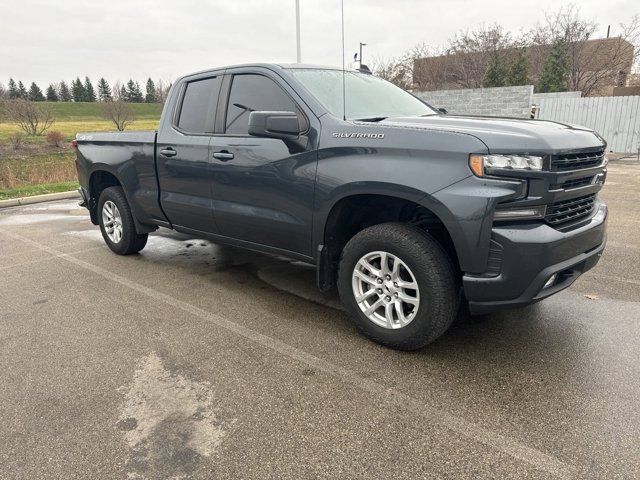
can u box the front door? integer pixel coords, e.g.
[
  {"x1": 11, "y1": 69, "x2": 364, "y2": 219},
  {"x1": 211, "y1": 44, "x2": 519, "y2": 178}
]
[
  {"x1": 209, "y1": 71, "x2": 317, "y2": 256},
  {"x1": 156, "y1": 74, "x2": 222, "y2": 233}
]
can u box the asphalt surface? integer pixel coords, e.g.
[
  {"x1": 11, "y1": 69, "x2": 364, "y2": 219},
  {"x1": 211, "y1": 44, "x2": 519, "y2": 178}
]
[{"x1": 1, "y1": 161, "x2": 639, "y2": 479}]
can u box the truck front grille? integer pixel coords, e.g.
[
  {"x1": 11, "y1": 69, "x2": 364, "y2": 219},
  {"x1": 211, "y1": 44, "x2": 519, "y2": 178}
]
[
  {"x1": 551, "y1": 149, "x2": 604, "y2": 171},
  {"x1": 545, "y1": 194, "x2": 597, "y2": 226}
]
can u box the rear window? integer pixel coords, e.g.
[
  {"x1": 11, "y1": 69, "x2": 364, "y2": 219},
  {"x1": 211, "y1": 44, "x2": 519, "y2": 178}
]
[{"x1": 177, "y1": 76, "x2": 222, "y2": 133}]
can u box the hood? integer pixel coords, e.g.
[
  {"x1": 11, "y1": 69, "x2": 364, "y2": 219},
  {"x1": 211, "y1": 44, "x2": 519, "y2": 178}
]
[{"x1": 381, "y1": 115, "x2": 605, "y2": 153}]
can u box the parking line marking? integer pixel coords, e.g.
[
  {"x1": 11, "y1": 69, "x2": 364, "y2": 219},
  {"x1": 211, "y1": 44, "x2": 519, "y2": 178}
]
[
  {"x1": 0, "y1": 246, "x2": 104, "y2": 271},
  {"x1": 8, "y1": 231, "x2": 576, "y2": 478}
]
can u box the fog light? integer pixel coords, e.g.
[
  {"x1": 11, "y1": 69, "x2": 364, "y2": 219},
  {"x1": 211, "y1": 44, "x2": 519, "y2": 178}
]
[{"x1": 543, "y1": 274, "x2": 557, "y2": 289}]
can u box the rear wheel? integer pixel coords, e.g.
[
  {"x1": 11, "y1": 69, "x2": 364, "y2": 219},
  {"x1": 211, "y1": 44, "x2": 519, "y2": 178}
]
[
  {"x1": 338, "y1": 223, "x2": 459, "y2": 350},
  {"x1": 98, "y1": 187, "x2": 148, "y2": 255}
]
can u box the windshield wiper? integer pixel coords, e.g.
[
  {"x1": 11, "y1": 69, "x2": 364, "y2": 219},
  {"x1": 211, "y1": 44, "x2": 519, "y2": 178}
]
[{"x1": 354, "y1": 116, "x2": 388, "y2": 122}]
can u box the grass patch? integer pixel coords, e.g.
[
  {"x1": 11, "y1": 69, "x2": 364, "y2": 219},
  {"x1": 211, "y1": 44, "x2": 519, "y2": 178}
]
[
  {"x1": 0, "y1": 181, "x2": 79, "y2": 200},
  {"x1": 0, "y1": 119, "x2": 160, "y2": 143},
  {"x1": 0, "y1": 102, "x2": 161, "y2": 143},
  {"x1": 0, "y1": 152, "x2": 76, "y2": 190},
  {"x1": 0, "y1": 102, "x2": 160, "y2": 193},
  {"x1": 44, "y1": 102, "x2": 162, "y2": 121}
]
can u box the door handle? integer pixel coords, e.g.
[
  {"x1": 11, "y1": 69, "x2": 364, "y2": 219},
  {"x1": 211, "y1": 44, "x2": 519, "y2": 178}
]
[
  {"x1": 160, "y1": 147, "x2": 177, "y2": 158},
  {"x1": 213, "y1": 151, "x2": 234, "y2": 161}
]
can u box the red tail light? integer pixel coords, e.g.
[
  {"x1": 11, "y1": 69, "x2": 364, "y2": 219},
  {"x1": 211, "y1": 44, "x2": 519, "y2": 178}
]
[{"x1": 71, "y1": 139, "x2": 78, "y2": 149}]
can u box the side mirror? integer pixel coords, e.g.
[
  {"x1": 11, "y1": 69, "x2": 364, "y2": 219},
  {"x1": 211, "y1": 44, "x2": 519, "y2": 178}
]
[
  {"x1": 248, "y1": 111, "x2": 301, "y2": 139},
  {"x1": 438, "y1": 107, "x2": 448, "y2": 114}
]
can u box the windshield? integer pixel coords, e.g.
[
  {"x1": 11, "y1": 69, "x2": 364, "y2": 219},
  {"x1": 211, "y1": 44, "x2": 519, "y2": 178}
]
[{"x1": 288, "y1": 68, "x2": 437, "y2": 120}]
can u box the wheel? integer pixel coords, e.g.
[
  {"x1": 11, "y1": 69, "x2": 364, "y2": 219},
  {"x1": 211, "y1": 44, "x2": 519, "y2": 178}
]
[
  {"x1": 97, "y1": 186, "x2": 148, "y2": 255},
  {"x1": 337, "y1": 223, "x2": 459, "y2": 350}
]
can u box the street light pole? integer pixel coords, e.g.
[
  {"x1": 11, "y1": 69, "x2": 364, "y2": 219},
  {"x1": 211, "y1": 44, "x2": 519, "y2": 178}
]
[
  {"x1": 295, "y1": 0, "x2": 302, "y2": 63},
  {"x1": 359, "y1": 42, "x2": 367, "y2": 66}
]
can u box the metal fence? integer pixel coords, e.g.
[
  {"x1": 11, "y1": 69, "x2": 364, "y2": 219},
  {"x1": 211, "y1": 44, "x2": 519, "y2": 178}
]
[{"x1": 536, "y1": 95, "x2": 640, "y2": 153}]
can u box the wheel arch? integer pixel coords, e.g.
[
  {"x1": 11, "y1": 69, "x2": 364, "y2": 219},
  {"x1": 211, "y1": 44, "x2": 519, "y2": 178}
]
[
  {"x1": 88, "y1": 167, "x2": 155, "y2": 234},
  {"x1": 315, "y1": 189, "x2": 461, "y2": 291}
]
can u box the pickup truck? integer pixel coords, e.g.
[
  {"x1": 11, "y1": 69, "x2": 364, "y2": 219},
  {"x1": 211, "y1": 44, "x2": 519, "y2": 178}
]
[{"x1": 74, "y1": 63, "x2": 608, "y2": 350}]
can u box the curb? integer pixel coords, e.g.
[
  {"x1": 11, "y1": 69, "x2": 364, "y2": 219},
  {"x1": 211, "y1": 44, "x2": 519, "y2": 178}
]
[{"x1": 0, "y1": 190, "x2": 80, "y2": 209}]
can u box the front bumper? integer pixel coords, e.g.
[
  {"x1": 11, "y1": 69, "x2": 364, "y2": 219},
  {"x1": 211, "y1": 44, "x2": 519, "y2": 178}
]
[{"x1": 464, "y1": 202, "x2": 607, "y2": 314}]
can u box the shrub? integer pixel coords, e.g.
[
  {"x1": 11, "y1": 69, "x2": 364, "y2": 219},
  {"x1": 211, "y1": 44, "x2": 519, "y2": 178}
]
[
  {"x1": 101, "y1": 100, "x2": 135, "y2": 131},
  {"x1": 6, "y1": 99, "x2": 55, "y2": 135},
  {"x1": 46, "y1": 130, "x2": 65, "y2": 147},
  {"x1": 9, "y1": 132, "x2": 24, "y2": 150}
]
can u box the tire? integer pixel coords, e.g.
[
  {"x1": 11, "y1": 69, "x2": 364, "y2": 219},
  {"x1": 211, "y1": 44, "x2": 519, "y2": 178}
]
[
  {"x1": 337, "y1": 223, "x2": 459, "y2": 350},
  {"x1": 97, "y1": 186, "x2": 148, "y2": 255}
]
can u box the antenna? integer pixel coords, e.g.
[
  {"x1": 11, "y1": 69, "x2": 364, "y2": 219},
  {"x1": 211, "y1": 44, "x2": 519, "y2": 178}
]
[{"x1": 341, "y1": 0, "x2": 346, "y2": 121}]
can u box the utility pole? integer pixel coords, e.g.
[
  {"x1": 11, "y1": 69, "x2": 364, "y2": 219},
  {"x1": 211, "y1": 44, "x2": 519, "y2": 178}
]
[
  {"x1": 359, "y1": 42, "x2": 367, "y2": 66},
  {"x1": 295, "y1": 0, "x2": 302, "y2": 63}
]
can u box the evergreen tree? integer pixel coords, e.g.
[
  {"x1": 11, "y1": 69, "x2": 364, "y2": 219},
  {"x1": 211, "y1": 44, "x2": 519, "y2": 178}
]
[
  {"x1": 59, "y1": 81, "x2": 72, "y2": 101},
  {"x1": 126, "y1": 79, "x2": 144, "y2": 103},
  {"x1": 537, "y1": 39, "x2": 569, "y2": 93},
  {"x1": 46, "y1": 84, "x2": 59, "y2": 101},
  {"x1": 17, "y1": 81, "x2": 28, "y2": 99},
  {"x1": 483, "y1": 52, "x2": 507, "y2": 88},
  {"x1": 8, "y1": 78, "x2": 18, "y2": 99},
  {"x1": 120, "y1": 85, "x2": 128, "y2": 101},
  {"x1": 145, "y1": 78, "x2": 156, "y2": 103},
  {"x1": 97, "y1": 78, "x2": 112, "y2": 101},
  {"x1": 71, "y1": 77, "x2": 86, "y2": 102},
  {"x1": 506, "y1": 47, "x2": 529, "y2": 86},
  {"x1": 84, "y1": 76, "x2": 97, "y2": 102},
  {"x1": 28, "y1": 82, "x2": 46, "y2": 101}
]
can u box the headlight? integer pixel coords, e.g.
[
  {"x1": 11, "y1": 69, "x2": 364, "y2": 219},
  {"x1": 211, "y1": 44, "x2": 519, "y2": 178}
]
[{"x1": 469, "y1": 154, "x2": 544, "y2": 177}]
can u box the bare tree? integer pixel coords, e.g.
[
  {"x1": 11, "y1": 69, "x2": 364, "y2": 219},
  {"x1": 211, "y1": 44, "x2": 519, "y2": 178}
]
[
  {"x1": 112, "y1": 81, "x2": 123, "y2": 101},
  {"x1": 371, "y1": 43, "x2": 441, "y2": 90},
  {"x1": 444, "y1": 25, "x2": 514, "y2": 89},
  {"x1": 402, "y1": 26, "x2": 516, "y2": 91},
  {"x1": 6, "y1": 99, "x2": 55, "y2": 135},
  {"x1": 101, "y1": 100, "x2": 135, "y2": 131},
  {"x1": 154, "y1": 79, "x2": 172, "y2": 104},
  {"x1": 531, "y1": 5, "x2": 639, "y2": 95}
]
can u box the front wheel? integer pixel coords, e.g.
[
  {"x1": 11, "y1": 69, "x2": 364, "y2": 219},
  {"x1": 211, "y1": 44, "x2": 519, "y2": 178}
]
[
  {"x1": 98, "y1": 186, "x2": 148, "y2": 255},
  {"x1": 338, "y1": 223, "x2": 459, "y2": 350}
]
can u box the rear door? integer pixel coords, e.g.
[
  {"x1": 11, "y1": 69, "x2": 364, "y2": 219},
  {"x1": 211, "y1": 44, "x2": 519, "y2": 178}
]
[
  {"x1": 156, "y1": 74, "x2": 222, "y2": 233},
  {"x1": 209, "y1": 68, "x2": 319, "y2": 257}
]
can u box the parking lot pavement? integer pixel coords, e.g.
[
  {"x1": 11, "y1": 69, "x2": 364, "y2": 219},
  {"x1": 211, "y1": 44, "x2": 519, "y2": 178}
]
[{"x1": 1, "y1": 162, "x2": 639, "y2": 479}]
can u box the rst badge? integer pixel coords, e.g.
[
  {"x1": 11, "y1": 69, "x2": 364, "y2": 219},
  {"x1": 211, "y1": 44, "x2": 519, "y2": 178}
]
[{"x1": 332, "y1": 132, "x2": 385, "y2": 139}]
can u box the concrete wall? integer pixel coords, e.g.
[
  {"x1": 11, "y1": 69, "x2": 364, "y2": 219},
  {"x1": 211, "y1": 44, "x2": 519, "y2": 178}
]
[{"x1": 414, "y1": 85, "x2": 534, "y2": 118}]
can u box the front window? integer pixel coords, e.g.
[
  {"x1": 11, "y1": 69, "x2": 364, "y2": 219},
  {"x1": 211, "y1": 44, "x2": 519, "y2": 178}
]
[
  {"x1": 288, "y1": 68, "x2": 437, "y2": 120},
  {"x1": 225, "y1": 74, "x2": 299, "y2": 135}
]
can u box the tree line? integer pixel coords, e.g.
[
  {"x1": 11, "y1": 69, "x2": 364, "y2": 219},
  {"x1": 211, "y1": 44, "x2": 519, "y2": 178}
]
[
  {"x1": 0, "y1": 77, "x2": 171, "y2": 103},
  {"x1": 372, "y1": 5, "x2": 639, "y2": 95}
]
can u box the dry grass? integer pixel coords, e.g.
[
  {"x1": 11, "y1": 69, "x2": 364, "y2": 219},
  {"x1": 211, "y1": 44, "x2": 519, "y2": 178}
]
[{"x1": 0, "y1": 151, "x2": 76, "y2": 190}]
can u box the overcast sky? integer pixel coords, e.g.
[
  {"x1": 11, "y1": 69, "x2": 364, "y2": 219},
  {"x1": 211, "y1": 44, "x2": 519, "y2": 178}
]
[{"x1": 1, "y1": 0, "x2": 638, "y2": 87}]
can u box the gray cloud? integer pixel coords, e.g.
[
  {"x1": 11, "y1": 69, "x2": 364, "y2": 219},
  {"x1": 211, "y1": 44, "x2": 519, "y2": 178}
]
[{"x1": 1, "y1": 0, "x2": 637, "y2": 86}]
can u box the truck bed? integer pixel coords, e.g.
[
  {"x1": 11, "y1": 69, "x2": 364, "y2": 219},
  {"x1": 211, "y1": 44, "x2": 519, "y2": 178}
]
[{"x1": 75, "y1": 130, "x2": 166, "y2": 229}]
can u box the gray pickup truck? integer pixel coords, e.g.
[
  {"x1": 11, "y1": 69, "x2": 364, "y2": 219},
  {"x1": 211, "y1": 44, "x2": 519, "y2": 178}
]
[{"x1": 74, "y1": 63, "x2": 608, "y2": 350}]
